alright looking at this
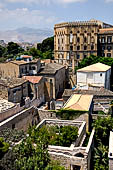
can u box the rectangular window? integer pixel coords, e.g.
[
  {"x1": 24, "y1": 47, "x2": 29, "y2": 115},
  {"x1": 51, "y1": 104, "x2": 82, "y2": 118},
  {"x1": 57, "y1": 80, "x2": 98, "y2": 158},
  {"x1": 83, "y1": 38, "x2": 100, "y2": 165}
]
[
  {"x1": 84, "y1": 46, "x2": 87, "y2": 50},
  {"x1": 101, "y1": 37, "x2": 105, "y2": 43},
  {"x1": 50, "y1": 79, "x2": 52, "y2": 83},
  {"x1": 107, "y1": 53, "x2": 111, "y2": 57},
  {"x1": 102, "y1": 53, "x2": 105, "y2": 57},
  {"x1": 107, "y1": 36, "x2": 112, "y2": 43},
  {"x1": 84, "y1": 54, "x2": 87, "y2": 58},
  {"x1": 107, "y1": 46, "x2": 112, "y2": 51},
  {"x1": 102, "y1": 46, "x2": 105, "y2": 50},
  {"x1": 77, "y1": 46, "x2": 80, "y2": 50},
  {"x1": 70, "y1": 33, "x2": 73, "y2": 43},
  {"x1": 12, "y1": 124, "x2": 15, "y2": 129},
  {"x1": 77, "y1": 54, "x2": 80, "y2": 59},
  {"x1": 21, "y1": 68, "x2": 23, "y2": 73},
  {"x1": 70, "y1": 46, "x2": 73, "y2": 51}
]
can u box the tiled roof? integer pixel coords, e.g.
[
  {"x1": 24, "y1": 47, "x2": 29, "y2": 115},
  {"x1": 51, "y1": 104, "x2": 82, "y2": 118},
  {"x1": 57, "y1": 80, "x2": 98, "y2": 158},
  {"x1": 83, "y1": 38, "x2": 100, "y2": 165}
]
[
  {"x1": 23, "y1": 76, "x2": 43, "y2": 84},
  {"x1": 63, "y1": 94, "x2": 93, "y2": 111},
  {"x1": 77, "y1": 63, "x2": 111, "y2": 72},
  {"x1": 21, "y1": 55, "x2": 32, "y2": 58}
]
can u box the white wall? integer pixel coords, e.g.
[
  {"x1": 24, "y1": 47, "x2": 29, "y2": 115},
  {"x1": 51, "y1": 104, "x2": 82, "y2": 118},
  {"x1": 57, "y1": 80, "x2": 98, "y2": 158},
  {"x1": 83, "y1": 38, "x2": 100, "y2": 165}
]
[{"x1": 77, "y1": 69, "x2": 111, "y2": 90}]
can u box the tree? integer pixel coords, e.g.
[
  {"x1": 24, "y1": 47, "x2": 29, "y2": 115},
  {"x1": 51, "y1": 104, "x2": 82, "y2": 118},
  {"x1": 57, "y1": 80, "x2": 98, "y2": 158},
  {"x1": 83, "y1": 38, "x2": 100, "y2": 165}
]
[
  {"x1": 76, "y1": 55, "x2": 113, "y2": 71},
  {"x1": 37, "y1": 36, "x2": 54, "y2": 60},
  {"x1": 0, "y1": 126, "x2": 67, "y2": 170},
  {"x1": 15, "y1": 126, "x2": 50, "y2": 170},
  {"x1": 37, "y1": 37, "x2": 54, "y2": 53},
  {"x1": 91, "y1": 117, "x2": 113, "y2": 170},
  {"x1": 93, "y1": 144, "x2": 108, "y2": 170},
  {"x1": 7, "y1": 42, "x2": 24, "y2": 57},
  {"x1": 0, "y1": 137, "x2": 9, "y2": 159},
  {"x1": 93, "y1": 117, "x2": 113, "y2": 146},
  {"x1": 0, "y1": 45, "x2": 7, "y2": 57}
]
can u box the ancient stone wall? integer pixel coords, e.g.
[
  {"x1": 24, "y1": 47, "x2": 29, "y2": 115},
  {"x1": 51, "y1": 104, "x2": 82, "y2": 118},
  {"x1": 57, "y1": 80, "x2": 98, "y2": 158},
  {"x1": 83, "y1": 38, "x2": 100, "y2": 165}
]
[
  {"x1": 0, "y1": 103, "x2": 24, "y2": 122},
  {"x1": 38, "y1": 109, "x2": 56, "y2": 121},
  {"x1": 0, "y1": 106, "x2": 38, "y2": 131}
]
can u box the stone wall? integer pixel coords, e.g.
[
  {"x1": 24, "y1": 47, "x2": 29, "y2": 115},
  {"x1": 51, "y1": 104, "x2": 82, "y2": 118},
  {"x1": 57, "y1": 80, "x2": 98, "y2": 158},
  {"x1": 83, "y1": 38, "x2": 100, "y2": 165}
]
[
  {"x1": 91, "y1": 114, "x2": 110, "y2": 120},
  {"x1": 85, "y1": 129, "x2": 95, "y2": 170},
  {"x1": 44, "y1": 81, "x2": 53, "y2": 102},
  {"x1": 0, "y1": 62, "x2": 19, "y2": 79},
  {"x1": 8, "y1": 81, "x2": 28, "y2": 103},
  {"x1": 0, "y1": 106, "x2": 39, "y2": 131},
  {"x1": 109, "y1": 158, "x2": 113, "y2": 170},
  {"x1": 48, "y1": 128, "x2": 95, "y2": 170},
  {"x1": 0, "y1": 103, "x2": 24, "y2": 122},
  {"x1": 38, "y1": 109, "x2": 56, "y2": 121}
]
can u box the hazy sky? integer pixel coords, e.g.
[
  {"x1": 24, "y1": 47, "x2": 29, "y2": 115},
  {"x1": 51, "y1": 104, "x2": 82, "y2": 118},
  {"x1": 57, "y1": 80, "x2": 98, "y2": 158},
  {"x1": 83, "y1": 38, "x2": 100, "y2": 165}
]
[{"x1": 0, "y1": 0, "x2": 113, "y2": 30}]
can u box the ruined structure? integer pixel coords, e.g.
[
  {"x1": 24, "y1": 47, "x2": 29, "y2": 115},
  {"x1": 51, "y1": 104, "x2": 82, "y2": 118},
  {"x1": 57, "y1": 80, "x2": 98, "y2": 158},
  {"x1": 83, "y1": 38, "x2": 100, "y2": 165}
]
[{"x1": 37, "y1": 119, "x2": 95, "y2": 170}]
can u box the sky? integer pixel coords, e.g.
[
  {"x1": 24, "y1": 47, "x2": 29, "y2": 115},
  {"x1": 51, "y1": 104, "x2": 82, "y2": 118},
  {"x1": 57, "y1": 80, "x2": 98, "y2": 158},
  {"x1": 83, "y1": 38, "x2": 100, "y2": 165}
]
[{"x1": 0, "y1": 0, "x2": 113, "y2": 31}]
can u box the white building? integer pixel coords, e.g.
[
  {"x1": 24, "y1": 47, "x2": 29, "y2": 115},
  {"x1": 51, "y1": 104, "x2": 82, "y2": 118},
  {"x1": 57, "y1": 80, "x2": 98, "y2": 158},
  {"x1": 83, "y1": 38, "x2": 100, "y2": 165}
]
[{"x1": 77, "y1": 63, "x2": 111, "y2": 90}]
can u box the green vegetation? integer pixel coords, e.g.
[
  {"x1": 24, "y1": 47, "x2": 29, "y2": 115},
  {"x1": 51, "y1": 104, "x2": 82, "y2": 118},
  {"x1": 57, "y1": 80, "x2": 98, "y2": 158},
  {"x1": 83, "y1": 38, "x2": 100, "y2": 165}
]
[
  {"x1": 0, "y1": 138, "x2": 9, "y2": 159},
  {"x1": 47, "y1": 125, "x2": 78, "y2": 147},
  {"x1": 0, "y1": 128, "x2": 25, "y2": 146},
  {"x1": 91, "y1": 116, "x2": 113, "y2": 170},
  {"x1": 0, "y1": 36, "x2": 54, "y2": 62},
  {"x1": 37, "y1": 36, "x2": 54, "y2": 59},
  {"x1": 0, "y1": 126, "x2": 68, "y2": 170},
  {"x1": 55, "y1": 109, "x2": 88, "y2": 120},
  {"x1": 75, "y1": 54, "x2": 113, "y2": 90},
  {"x1": 76, "y1": 55, "x2": 113, "y2": 71}
]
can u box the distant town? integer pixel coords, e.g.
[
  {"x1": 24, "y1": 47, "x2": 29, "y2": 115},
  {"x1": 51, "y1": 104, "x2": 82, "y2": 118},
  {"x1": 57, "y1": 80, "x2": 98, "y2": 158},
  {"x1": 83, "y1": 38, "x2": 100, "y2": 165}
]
[{"x1": 0, "y1": 19, "x2": 113, "y2": 170}]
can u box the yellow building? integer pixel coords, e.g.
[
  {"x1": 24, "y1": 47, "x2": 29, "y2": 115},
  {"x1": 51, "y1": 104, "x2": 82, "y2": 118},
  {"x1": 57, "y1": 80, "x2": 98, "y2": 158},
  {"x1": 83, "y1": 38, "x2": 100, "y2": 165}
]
[{"x1": 54, "y1": 19, "x2": 113, "y2": 66}]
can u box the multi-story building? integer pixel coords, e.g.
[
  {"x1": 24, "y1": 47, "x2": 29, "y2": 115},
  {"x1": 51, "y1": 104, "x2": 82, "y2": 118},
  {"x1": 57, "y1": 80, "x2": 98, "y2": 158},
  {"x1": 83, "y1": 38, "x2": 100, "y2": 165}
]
[
  {"x1": 99, "y1": 28, "x2": 113, "y2": 58},
  {"x1": 54, "y1": 19, "x2": 113, "y2": 66},
  {"x1": 0, "y1": 59, "x2": 41, "y2": 79},
  {"x1": 39, "y1": 63, "x2": 66, "y2": 99}
]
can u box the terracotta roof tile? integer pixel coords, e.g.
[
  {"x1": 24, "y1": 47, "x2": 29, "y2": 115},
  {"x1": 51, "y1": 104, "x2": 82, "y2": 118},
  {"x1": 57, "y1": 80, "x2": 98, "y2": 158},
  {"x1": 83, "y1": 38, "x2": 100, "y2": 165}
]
[{"x1": 23, "y1": 76, "x2": 43, "y2": 84}]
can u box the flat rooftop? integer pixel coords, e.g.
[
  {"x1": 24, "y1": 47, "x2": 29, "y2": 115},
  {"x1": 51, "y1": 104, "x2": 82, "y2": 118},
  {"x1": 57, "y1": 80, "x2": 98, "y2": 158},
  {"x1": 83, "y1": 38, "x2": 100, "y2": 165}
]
[
  {"x1": 10, "y1": 59, "x2": 39, "y2": 65},
  {"x1": 0, "y1": 98, "x2": 15, "y2": 113},
  {"x1": 63, "y1": 88, "x2": 113, "y2": 97}
]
